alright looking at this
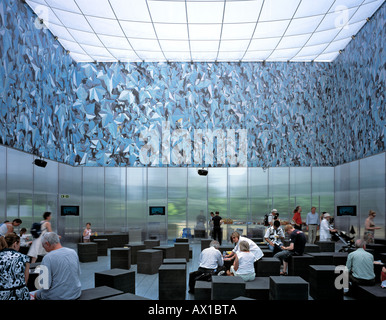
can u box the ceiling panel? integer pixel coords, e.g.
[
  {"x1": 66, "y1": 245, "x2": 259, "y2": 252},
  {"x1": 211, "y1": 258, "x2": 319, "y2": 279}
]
[{"x1": 25, "y1": 0, "x2": 384, "y2": 62}]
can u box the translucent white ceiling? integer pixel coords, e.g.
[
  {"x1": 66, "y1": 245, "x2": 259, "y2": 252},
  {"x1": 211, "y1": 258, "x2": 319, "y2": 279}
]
[{"x1": 26, "y1": 0, "x2": 385, "y2": 63}]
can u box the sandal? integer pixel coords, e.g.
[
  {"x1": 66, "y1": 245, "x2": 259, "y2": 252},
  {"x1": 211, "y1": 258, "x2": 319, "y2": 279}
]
[{"x1": 280, "y1": 271, "x2": 288, "y2": 276}]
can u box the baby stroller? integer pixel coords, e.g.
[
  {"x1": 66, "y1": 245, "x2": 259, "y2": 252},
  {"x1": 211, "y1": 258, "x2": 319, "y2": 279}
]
[{"x1": 330, "y1": 225, "x2": 356, "y2": 252}]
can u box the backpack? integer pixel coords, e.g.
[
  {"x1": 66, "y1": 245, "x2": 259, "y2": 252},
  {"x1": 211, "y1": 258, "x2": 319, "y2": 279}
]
[
  {"x1": 31, "y1": 222, "x2": 42, "y2": 238},
  {"x1": 264, "y1": 214, "x2": 269, "y2": 226}
]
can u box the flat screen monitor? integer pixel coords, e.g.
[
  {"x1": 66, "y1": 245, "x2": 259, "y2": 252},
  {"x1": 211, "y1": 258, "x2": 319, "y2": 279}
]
[
  {"x1": 61, "y1": 205, "x2": 80, "y2": 216},
  {"x1": 149, "y1": 206, "x2": 165, "y2": 216},
  {"x1": 337, "y1": 205, "x2": 357, "y2": 217}
]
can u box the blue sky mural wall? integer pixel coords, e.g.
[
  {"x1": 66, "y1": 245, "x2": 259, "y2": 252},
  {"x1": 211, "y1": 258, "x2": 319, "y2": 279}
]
[{"x1": 0, "y1": 0, "x2": 385, "y2": 168}]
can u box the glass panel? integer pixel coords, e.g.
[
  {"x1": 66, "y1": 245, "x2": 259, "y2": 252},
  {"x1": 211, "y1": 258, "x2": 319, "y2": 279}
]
[
  {"x1": 187, "y1": 168, "x2": 208, "y2": 240},
  {"x1": 6, "y1": 148, "x2": 33, "y2": 234},
  {"x1": 290, "y1": 167, "x2": 311, "y2": 225},
  {"x1": 105, "y1": 167, "x2": 126, "y2": 232},
  {"x1": 147, "y1": 167, "x2": 167, "y2": 241},
  {"x1": 248, "y1": 168, "x2": 269, "y2": 238},
  {"x1": 269, "y1": 167, "x2": 290, "y2": 222},
  {"x1": 312, "y1": 167, "x2": 334, "y2": 217},
  {"x1": 168, "y1": 168, "x2": 187, "y2": 240},
  {"x1": 127, "y1": 167, "x2": 147, "y2": 242},
  {"x1": 229, "y1": 167, "x2": 248, "y2": 237},
  {"x1": 208, "y1": 168, "x2": 228, "y2": 242},
  {"x1": 359, "y1": 153, "x2": 385, "y2": 240},
  {"x1": 334, "y1": 161, "x2": 359, "y2": 233},
  {"x1": 82, "y1": 167, "x2": 104, "y2": 233},
  {"x1": 58, "y1": 163, "x2": 82, "y2": 242},
  {"x1": 0, "y1": 146, "x2": 6, "y2": 223}
]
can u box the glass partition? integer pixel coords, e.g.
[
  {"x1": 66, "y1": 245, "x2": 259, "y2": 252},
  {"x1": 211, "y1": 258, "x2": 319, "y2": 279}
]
[{"x1": 0, "y1": 145, "x2": 383, "y2": 243}]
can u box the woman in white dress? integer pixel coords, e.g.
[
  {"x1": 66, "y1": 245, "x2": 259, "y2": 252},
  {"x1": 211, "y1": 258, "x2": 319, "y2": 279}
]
[{"x1": 27, "y1": 212, "x2": 52, "y2": 263}]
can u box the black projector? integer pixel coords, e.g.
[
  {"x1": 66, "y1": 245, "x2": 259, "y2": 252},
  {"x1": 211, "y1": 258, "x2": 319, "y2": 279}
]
[
  {"x1": 34, "y1": 159, "x2": 47, "y2": 168},
  {"x1": 198, "y1": 169, "x2": 208, "y2": 176}
]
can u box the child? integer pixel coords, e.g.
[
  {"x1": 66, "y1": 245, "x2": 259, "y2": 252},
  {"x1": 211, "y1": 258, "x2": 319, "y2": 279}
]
[{"x1": 83, "y1": 223, "x2": 95, "y2": 242}]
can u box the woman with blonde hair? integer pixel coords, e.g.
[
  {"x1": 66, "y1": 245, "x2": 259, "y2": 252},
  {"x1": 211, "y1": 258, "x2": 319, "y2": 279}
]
[
  {"x1": 364, "y1": 210, "x2": 381, "y2": 244},
  {"x1": 227, "y1": 241, "x2": 256, "y2": 281}
]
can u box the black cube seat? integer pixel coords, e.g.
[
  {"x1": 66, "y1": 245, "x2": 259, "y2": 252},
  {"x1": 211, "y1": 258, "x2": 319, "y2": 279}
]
[
  {"x1": 307, "y1": 252, "x2": 334, "y2": 265},
  {"x1": 158, "y1": 264, "x2": 186, "y2": 300},
  {"x1": 366, "y1": 244, "x2": 386, "y2": 261},
  {"x1": 356, "y1": 285, "x2": 386, "y2": 300},
  {"x1": 126, "y1": 243, "x2": 146, "y2": 264},
  {"x1": 309, "y1": 265, "x2": 343, "y2": 300},
  {"x1": 333, "y1": 252, "x2": 348, "y2": 266},
  {"x1": 92, "y1": 239, "x2": 108, "y2": 256},
  {"x1": 78, "y1": 286, "x2": 123, "y2": 300},
  {"x1": 95, "y1": 268, "x2": 135, "y2": 294},
  {"x1": 380, "y1": 253, "x2": 386, "y2": 264},
  {"x1": 176, "y1": 238, "x2": 189, "y2": 243},
  {"x1": 77, "y1": 242, "x2": 98, "y2": 262},
  {"x1": 163, "y1": 258, "x2": 186, "y2": 264},
  {"x1": 269, "y1": 276, "x2": 309, "y2": 300},
  {"x1": 254, "y1": 257, "x2": 281, "y2": 277},
  {"x1": 153, "y1": 245, "x2": 175, "y2": 259},
  {"x1": 144, "y1": 239, "x2": 160, "y2": 249},
  {"x1": 137, "y1": 249, "x2": 163, "y2": 274},
  {"x1": 194, "y1": 281, "x2": 212, "y2": 300},
  {"x1": 261, "y1": 249, "x2": 274, "y2": 257},
  {"x1": 316, "y1": 241, "x2": 335, "y2": 252},
  {"x1": 245, "y1": 277, "x2": 270, "y2": 300},
  {"x1": 110, "y1": 247, "x2": 131, "y2": 269},
  {"x1": 211, "y1": 275, "x2": 246, "y2": 300},
  {"x1": 288, "y1": 254, "x2": 315, "y2": 281},
  {"x1": 174, "y1": 243, "x2": 190, "y2": 261},
  {"x1": 102, "y1": 293, "x2": 152, "y2": 300},
  {"x1": 304, "y1": 243, "x2": 320, "y2": 253}
]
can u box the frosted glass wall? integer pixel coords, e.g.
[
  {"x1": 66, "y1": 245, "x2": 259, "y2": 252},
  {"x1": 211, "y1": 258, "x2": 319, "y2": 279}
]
[{"x1": 0, "y1": 145, "x2": 384, "y2": 243}]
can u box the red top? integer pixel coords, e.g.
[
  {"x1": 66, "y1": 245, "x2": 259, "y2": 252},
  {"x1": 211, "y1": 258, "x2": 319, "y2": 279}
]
[{"x1": 292, "y1": 212, "x2": 302, "y2": 225}]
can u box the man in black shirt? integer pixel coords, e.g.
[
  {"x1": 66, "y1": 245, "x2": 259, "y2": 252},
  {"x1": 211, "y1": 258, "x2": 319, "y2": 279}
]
[
  {"x1": 212, "y1": 211, "x2": 223, "y2": 245},
  {"x1": 274, "y1": 224, "x2": 306, "y2": 275}
]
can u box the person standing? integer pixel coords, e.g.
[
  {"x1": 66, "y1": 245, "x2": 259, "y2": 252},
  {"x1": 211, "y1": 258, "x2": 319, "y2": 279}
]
[
  {"x1": 212, "y1": 211, "x2": 223, "y2": 245},
  {"x1": 319, "y1": 213, "x2": 336, "y2": 241},
  {"x1": 305, "y1": 207, "x2": 320, "y2": 243},
  {"x1": 292, "y1": 206, "x2": 303, "y2": 230},
  {"x1": 28, "y1": 212, "x2": 52, "y2": 263},
  {"x1": 364, "y1": 210, "x2": 381, "y2": 244}
]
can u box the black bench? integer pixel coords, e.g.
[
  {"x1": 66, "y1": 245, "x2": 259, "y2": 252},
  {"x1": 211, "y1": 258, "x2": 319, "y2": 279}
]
[
  {"x1": 78, "y1": 286, "x2": 123, "y2": 300},
  {"x1": 163, "y1": 258, "x2": 186, "y2": 264},
  {"x1": 306, "y1": 252, "x2": 334, "y2": 265},
  {"x1": 110, "y1": 247, "x2": 131, "y2": 269},
  {"x1": 288, "y1": 254, "x2": 315, "y2": 281},
  {"x1": 194, "y1": 281, "x2": 212, "y2": 300},
  {"x1": 333, "y1": 252, "x2": 348, "y2": 266},
  {"x1": 254, "y1": 257, "x2": 281, "y2": 277},
  {"x1": 356, "y1": 284, "x2": 386, "y2": 300},
  {"x1": 309, "y1": 265, "x2": 343, "y2": 300},
  {"x1": 174, "y1": 243, "x2": 190, "y2": 262},
  {"x1": 144, "y1": 239, "x2": 160, "y2": 249},
  {"x1": 304, "y1": 243, "x2": 320, "y2": 253},
  {"x1": 126, "y1": 243, "x2": 146, "y2": 264},
  {"x1": 211, "y1": 275, "x2": 246, "y2": 300},
  {"x1": 137, "y1": 249, "x2": 163, "y2": 274},
  {"x1": 158, "y1": 264, "x2": 186, "y2": 300},
  {"x1": 316, "y1": 241, "x2": 335, "y2": 252},
  {"x1": 153, "y1": 245, "x2": 175, "y2": 259},
  {"x1": 269, "y1": 276, "x2": 309, "y2": 300},
  {"x1": 77, "y1": 242, "x2": 98, "y2": 262},
  {"x1": 102, "y1": 292, "x2": 151, "y2": 300},
  {"x1": 92, "y1": 239, "x2": 108, "y2": 256},
  {"x1": 95, "y1": 268, "x2": 135, "y2": 294},
  {"x1": 245, "y1": 277, "x2": 270, "y2": 300}
]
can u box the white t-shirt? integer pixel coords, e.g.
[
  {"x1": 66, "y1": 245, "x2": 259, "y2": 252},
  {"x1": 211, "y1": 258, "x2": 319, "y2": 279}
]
[
  {"x1": 233, "y1": 236, "x2": 264, "y2": 261},
  {"x1": 199, "y1": 246, "x2": 224, "y2": 270},
  {"x1": 236, "y1": 251, "x2": 255, "y2": 274}
]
